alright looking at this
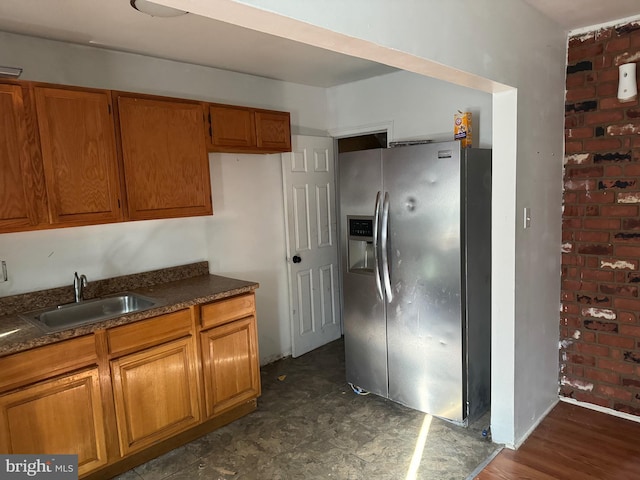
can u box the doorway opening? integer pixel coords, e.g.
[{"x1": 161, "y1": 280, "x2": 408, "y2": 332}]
[{"x1": 337, "y1": 132, "x2": 387, "y2": 154}]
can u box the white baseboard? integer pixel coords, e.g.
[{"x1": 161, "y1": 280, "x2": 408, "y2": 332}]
[{"x1": 559, "y1": 396, "x2": 640, "y2": 424}]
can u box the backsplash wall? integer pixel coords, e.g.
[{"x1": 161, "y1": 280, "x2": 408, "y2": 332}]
[{"x1": 561, "y1": 20, "x2": 640, "y2": 415}]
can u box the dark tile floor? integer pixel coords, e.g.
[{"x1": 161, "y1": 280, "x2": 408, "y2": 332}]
[{"x1": 117, "y1": 338, "x2": 499, "y2": 480}]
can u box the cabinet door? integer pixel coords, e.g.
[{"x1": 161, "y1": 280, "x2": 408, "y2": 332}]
[
  {"x1": 118, "y1": 96, "x2": 212, "y2": 220},
  {"x1": 110, "y1": 337, "x2": 200, "y2": 456},
  {"x1": 34, "y1": 86, "x2": 123, "y2": 226},
  {"x1": 0, "y1": 368, "x2": 108, "y2": 476},
  {"x1": 0, "y1": 84, "x2": 48, "y2": 232},
  {"x1": 209, "y1": 104, "x2": 256, "y2": 149},
  {"x1": 201, "y1": 316, "x2": 260, "y2": 417},
  {"x1": 255, "y1": 110, "x2": 291, "y2": 152}
]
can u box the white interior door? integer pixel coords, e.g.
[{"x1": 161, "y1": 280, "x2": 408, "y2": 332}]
[{"x1": 282, "y1": 135, "x2": 341, "y2": 358}]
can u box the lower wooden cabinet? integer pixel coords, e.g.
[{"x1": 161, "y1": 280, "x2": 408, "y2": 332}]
[
  {"x1": 110, "y1": 336, "x2": 200, "y2": 456},
  {"x1": 201, "y1": 315, "x2": 260, "y2": 417},
  {"x1": 0, "y1": 290, "x2": 260, "y2": 478},
  {"x1": 0, "y1": 367, "x2": 108, "y2": 477}
]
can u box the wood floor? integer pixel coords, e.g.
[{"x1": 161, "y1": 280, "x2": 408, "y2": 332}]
[{"x1": 476, "y1": 401, "x2": 640, "y2": 480}]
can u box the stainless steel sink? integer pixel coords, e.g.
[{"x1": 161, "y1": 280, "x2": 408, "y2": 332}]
[{"x1": 20, "y1": 293, "x2": 162, "y2": 333}]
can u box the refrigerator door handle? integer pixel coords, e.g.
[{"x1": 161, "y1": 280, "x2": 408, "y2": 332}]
[
  {"x1": 373, "y1": 191, "x2": 384, "y2": 300},
  {"x1": 381, "y1": 192, "x2": 393, "y2": 302}
]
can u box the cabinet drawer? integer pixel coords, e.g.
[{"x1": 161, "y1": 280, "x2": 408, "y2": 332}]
[
  {"x1": 201, "y1": 293, "x2": 255, "y2": 329},
  {"x1": 107, "y1": 309, "x2": 192, "y2": 357},
  {"x1": 0, "y1": 335, "x2": 96, "y2": 393}
]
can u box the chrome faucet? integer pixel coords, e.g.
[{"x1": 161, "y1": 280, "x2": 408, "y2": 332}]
[{"x1": 73, "y1": 272, "x2": 88, "y2": 303}]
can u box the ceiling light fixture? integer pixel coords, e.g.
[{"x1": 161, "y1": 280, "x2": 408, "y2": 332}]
[
  {"x1": 0, "y1": 66, "x2": 23, "y2": 78},
  {"x1": 130, "y1": 0, "x2": 188, "y2": 18},
  {"x1": 617, "y1": 62, "x2": 637, "y2": 102}
]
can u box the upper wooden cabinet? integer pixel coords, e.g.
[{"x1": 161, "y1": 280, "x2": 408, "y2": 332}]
[
  {"x1": 116, "y1": 95, "x2": 213, "y2": 220},
  {"x1": 209, "y1": 104, "x2": 255, "y2": 149},
  {"x1": 0, "y1": 79, "x2": 291, "y2": 234},
  {"x1": 0, "y1": 84, "x2": 48, "y2": 232},
  {"x1": 255, "y1": 110, "x2": 292, "y2": 152},
  {"x1": 208, "y1": 104, "x2": 291, "y2": 153},
  {"x1": 34, "y1": 86, "x2": 123, "y2": 226}
]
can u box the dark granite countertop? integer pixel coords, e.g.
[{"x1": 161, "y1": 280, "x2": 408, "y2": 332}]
[{"x1": 0, "y1": 263, "x2": 258, "y2": 358}]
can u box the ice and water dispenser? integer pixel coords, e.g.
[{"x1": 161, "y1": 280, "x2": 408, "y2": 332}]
[{"x1": 347, "y1": 216, "x2": 375, "y2": 274}]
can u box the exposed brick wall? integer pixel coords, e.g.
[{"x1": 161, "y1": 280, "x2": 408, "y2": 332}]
[{"x1": 561, "y1": 20, "x2": 640, "y2": 415}]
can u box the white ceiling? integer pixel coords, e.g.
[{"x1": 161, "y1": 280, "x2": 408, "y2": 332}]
[
  {"x1": 0, "y1": 0, "x2": 398, "y2": 88},
  {"x1": 0, "y1": 0, "x2": 639, "y2": 88},
  {"x1": 525, "y1": 0, "x2": 640, "y2": 31}
]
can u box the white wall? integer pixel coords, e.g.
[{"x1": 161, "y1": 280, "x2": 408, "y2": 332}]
[
  {"x1": 0, "y1": 32, "x2": 327, "y2": 365},
  {"x1": 0, "y1": 31, "x2": 328, "y2": 136},
  {"x1": 327, "y1": 70, "x2": 492, "y2": 146},
  {"x1": 206, "y1": 153, "x2": 290, "y2": 364},
  {"x1": 0, "y1": 217, "x2": 209, "y2": 295},
  {"x1": 162, "y1": 0, "x2": 568, "y2": 447}
]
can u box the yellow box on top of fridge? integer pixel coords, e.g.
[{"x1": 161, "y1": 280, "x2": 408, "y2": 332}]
[{"x1": 454, "y1": 111, "x2": 472, "y2": 148}]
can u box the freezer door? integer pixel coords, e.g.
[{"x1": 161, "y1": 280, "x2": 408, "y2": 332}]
[
  {"x1": 338, "y1": 148, "x2": 388, "y2": 397},
  {"x1": 383, "y1": 142, "x2": 465, "y2": 421}
]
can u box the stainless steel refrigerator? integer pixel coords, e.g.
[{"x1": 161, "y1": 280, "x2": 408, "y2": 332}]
[{"x1": 338, "y1": 140, "x2": 491, "y2": 424}]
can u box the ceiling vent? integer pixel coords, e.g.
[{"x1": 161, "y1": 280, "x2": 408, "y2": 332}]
[{"x1": 0, "y1": 66, "x2": 22, "y2": 78}]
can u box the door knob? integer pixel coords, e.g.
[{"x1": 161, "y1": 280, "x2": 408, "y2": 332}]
[{"x1": 292, "y1": 255, "x2": 302, "y2": 264}]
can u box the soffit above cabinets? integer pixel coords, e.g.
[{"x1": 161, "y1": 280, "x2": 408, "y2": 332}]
[{"x1": 0, "y1": 0, "x2": 397, "y2": 88}]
